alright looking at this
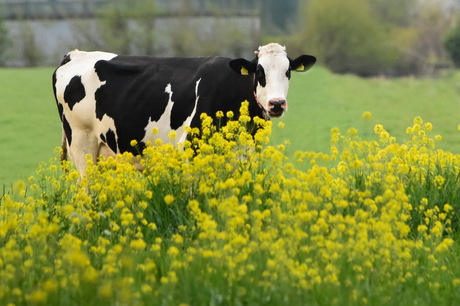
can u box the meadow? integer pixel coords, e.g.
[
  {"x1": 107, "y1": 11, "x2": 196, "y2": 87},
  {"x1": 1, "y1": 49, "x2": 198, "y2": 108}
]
[{"x1": 2, "y1": 67, "x2": 460, "y2": 304}]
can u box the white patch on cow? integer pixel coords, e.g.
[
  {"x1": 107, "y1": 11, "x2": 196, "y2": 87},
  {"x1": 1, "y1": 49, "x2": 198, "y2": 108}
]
[
  {"x1": 142, "y1": 79, "x2": 201, "y2": 146},
  {"x1": 54, "y1": 50, "x2": 118, "y2": 130},
  {"x1": 54, "y1": 50, "x2": 119, "y2": 174},
  {"x1": 142, "y1": 83, "x2": 175, "y2": 144},
  {"x1": 176, "y1": 78, "x2": 200, "y2": 143},
  {"x1": 255, "y1": 43, "x2": 291, "y2": 114}
]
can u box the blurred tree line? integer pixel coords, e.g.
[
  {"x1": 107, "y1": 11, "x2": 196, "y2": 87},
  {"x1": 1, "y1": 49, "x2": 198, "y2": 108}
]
[
  {"x1": 285, "y1": 0, "x2": 460, "y2": 76},
  {"x1": 0, "y1": 16, "x2": 8, "y2": 66},
  {"x1": 1, "y1": 0, "x2": 460, "y2": 76}
]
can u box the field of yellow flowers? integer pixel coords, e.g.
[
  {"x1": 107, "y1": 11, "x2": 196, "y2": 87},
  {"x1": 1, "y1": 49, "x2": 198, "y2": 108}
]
[{"x1": 2, "y1": 102, "x2": 460, "y2": 305}]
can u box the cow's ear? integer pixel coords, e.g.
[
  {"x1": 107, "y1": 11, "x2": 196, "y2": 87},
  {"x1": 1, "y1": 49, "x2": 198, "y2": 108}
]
[
  {"x1": 229, "y1": 58, "x2": 256, "y2": 76},
  {"x1": 290, "y1": 55, "x2": 316, "y2": 72}
]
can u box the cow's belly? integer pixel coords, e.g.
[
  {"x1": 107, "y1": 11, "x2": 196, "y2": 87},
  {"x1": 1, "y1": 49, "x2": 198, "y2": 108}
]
[{"x1": 92, "y1": 79, "x2": 201, "y2": 154}]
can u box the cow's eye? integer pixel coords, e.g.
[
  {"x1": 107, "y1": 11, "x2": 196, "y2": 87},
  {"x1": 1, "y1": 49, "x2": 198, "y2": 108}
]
[
  {"x1": 286, "y1": 69, "x2": 291, "y2": 79},
  {"x1": 257, "y1": 66, "x2": 265, "y2": 78}
]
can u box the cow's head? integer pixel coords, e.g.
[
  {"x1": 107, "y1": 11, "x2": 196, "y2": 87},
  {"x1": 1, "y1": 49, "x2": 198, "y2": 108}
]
[{"x1": 230, "y1": 43, "x2": 316, "y2": 118}]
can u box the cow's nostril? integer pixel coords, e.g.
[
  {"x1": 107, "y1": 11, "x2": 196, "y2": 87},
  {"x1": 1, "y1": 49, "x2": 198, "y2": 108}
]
[
  {"x1": 269, "y1": 99, "x2": 286, "y2": 108},
  {"x1": 268, "y1": 99, "x2": 286, "y2": 117}
]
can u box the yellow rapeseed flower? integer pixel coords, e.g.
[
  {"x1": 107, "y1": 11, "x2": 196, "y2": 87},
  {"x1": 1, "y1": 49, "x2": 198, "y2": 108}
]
[
  {"x1": 362, "y1": 111, "x2": 372, "y2": 120},
  {"x1": 26, "y1": 290, "x2": 48, "y2": 304},
  {"x1": 168, "y1": 130, "x2": 177, "y2": 139},
  {"x1": 164, "y1": 194, "x2": 175, "y2": 205},
  {"x1": 141, "y1": 284, "x2": 153, "y2": 294},
  {"x1": 347, "y1": 127, "x2": 358, "y2": 136},
  {"x1": 130, "y1": 239, "x2": 147, "y2": 250},
  {"x1": 435, "y1": 238, "x2": 454, "y2": 253},
  {"x1": 98, "y1": 282, "x2": 113, "y2": 299}
]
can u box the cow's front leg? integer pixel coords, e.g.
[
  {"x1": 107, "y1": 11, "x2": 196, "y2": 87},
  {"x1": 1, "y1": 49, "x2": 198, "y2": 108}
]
[{"x1": 68, "y1": 130, "x2": 99, "y2": 178}]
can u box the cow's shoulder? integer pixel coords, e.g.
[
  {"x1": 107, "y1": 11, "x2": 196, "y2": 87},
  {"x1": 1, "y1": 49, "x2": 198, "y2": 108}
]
[
  {"x1": 94, "y1": 55, "x2": 152, "y2": 81},
  {"x1": 195, "y1": 56, "x2": 233, "y2": 75},
  {"x1": 195, "y1": 56, "x2": 252, "y2": 93},
  {"x1": 58, "y1": 50, "x2": 118, "y2": 71},
  {"x1": 54, "y1": 50, "x2": 119, "y2": 91}
]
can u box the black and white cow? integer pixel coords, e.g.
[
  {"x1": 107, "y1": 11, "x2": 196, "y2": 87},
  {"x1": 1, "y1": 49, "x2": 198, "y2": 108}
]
[{"x1": 52, "y1": 43, "x2": 316, "y2": 176}]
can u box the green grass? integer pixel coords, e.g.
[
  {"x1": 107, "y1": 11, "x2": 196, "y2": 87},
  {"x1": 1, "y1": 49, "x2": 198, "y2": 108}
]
[
  {"x1": 0, "y1": 67, "x2": 59, "y2": 184},
  {"x1": 2, "y1": 66, "x2": 460, "y2": 184},
  {"x1": 273, "y1": 67, "x2": 460, "y2": 154}
]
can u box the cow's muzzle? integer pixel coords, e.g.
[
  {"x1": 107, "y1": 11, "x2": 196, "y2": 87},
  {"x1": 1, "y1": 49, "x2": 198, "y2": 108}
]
[{"x1": 268, "y1": 99, "x2": 286, "y2": 117}]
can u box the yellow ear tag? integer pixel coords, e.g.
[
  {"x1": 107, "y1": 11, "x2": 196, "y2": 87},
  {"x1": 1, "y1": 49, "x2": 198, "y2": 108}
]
[
  {"x1": 296, "y1": 64, "x2": 305, "y2": 71},
  {"x1": 241, "y1": 66, "x2": 249, "y2": 75}
]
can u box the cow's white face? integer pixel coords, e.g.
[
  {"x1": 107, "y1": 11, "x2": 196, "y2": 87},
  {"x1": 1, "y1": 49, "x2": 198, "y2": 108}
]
[
  {"x1": 230, "y1": 43, "x2": 316, "y2": 118},
  {"x1": 255, "y1": 44, "x2": 291, "y2": 117}
]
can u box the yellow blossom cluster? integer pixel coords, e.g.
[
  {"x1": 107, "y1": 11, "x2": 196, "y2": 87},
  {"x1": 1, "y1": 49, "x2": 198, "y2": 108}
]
[{"x1": 1, "y1": 105, "x2": 460, "y2": 304}]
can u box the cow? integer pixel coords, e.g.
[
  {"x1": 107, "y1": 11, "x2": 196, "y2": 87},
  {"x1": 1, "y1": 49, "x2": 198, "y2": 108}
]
[{"x1": 52, "y1": 43, "x2": 316, "y2": 176}]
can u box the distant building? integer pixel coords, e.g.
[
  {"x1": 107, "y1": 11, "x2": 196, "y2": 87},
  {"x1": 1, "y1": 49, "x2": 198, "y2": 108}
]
[
  {"x1": 0, "y1": 0, "x2": 107, "y2": 19},
  {"x1": 1, "y1": 0, "x2": 267, "y2": 66},
  {"x1": 0, "y1": 0, "x2": 260, "y2": 19},
  {"x1": 0, "y1": 0, "x2": 299, "y2": 32}
]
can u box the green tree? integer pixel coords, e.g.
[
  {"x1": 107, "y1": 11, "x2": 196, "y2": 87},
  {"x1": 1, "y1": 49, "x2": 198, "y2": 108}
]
[
  {"x1": 19, "y1": 21, "x2": 43, "y2": 67},
  {"x1": 292, "y1": 0, "x2": 457, "y2": 76},
  {"x1": 412, "y1": 1, "x2": 456, "y2": 74},
  {"x1": 0, "y1": 16, "x2": 8, "y2": 65},
  {"x1": 97, "y1": 0, "x2": 156, "y2": 54},
  {"x1": 300, "y1": 0, "x2": 396, "y2": 76},
  {"x1": 445, "y1": 25, "x2": 460, "y2": 68},
  {"x1": 371, "y1": 0, "x2": 456, "y2": 75},
  {"x1": 73, "y1": 0, "x2": 157, "y2": 55},
  {"x1": 370, "y1": 0, "x2": 415, "y2": 26}
]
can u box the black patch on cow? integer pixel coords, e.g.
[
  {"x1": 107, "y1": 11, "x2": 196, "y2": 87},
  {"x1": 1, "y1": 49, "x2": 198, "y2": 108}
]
[
  {"x1": 57, "y1": 103, "x2": 64, "y2": 121},
  {"x1": 170, "y1": 83, "x2": 197, "y2": 130},
  {"x1": 105, "y1": 129, "x2": 118, "y2": 153},
  {"x1": 62, "y1": 115, "x2": 72, "y2": 146},
  {"x1": 52, "y1": 72, "x2": 58, "y2": 107},
  {"x1": 256, "y1": 64, "x2": 266, "y2": 88},
  {"x1": 190, "y1": 57, "x2": 266, "y2": 129},
  {"x1": 286, "y1": 69, "x2": 291, "y2": 79},
  {"x1": 100, "y1": 133, "x2": 106, "y2": 142},
  {"x1": 64, "y1": 76, "x2": 86, "y2": 110},
  {"x1": 94, "y1": 57, "x2": 173, "y2": 153}
]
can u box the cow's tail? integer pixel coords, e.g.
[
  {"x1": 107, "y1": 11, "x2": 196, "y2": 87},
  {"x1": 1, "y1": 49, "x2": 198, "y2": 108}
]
[{"x1": 60, "y1": 129, "x2": 68, "y2": 164}]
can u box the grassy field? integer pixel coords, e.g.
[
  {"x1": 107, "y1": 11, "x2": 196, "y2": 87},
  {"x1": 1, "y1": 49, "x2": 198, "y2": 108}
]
[
  {"x1": 0, "y1": 67, "x2": 60, "y2": 184},
  {"x1": 273, "y1": 67, "x2": 460, "y2": 154},
  {"x1": 1, "y1": 66, "x2": 460, "y2": 183}
]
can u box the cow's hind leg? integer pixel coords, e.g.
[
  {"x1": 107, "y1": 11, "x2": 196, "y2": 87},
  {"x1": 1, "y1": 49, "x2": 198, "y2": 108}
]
[
  {"x1": 60, "y1": 129, "x2": 68, "y2": 163},
  {"x1": 68, "y1": 131, "x2": 99, "y2": 178},
  {"x1": 59, "y1": 129, "x2": 73, "y2": 173}
]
